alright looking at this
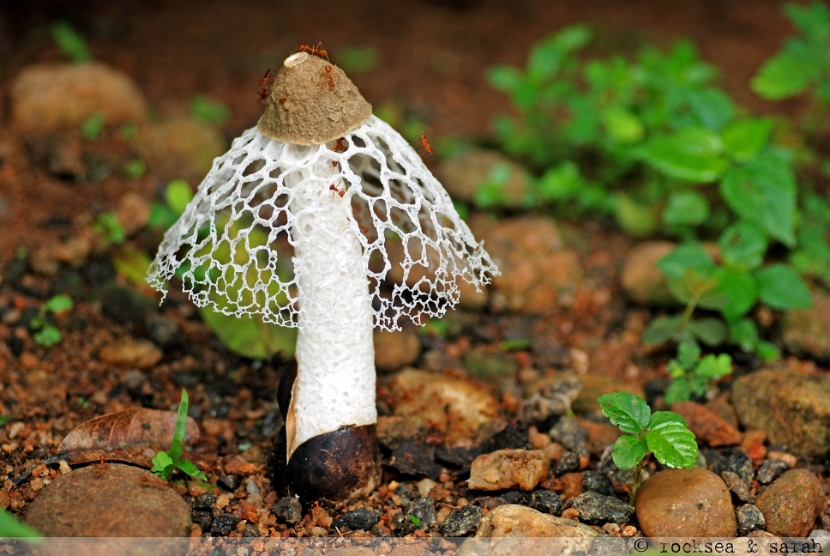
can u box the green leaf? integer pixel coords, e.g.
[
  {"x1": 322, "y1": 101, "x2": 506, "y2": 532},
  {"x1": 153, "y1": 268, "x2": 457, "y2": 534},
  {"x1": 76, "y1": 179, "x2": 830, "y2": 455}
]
[
  {"x1": 685, "y1": 88, "x2": 735, "y2": 131},
  {"x1": 334, "y1": 45, "x2": 379, "y2": 74},
  {"x1": 751, "y1": 53, "x2": 811, "y2": 100},
  {"x1": 169, "y1": 389, "x2": 189, "y2": 463},
  {"x1": 487, "y1": 66, "x2": 523, "y2": 93},
  {"x1": 754, "y1": 263, "x2": 813, "y2": 310},
  {"x1": 687, "y1": 318, "x2": 726, "y2": 346},
  {"x1": 45, "y1": 294, "x2": 74, "y2": 314},
  {"x1": 721, "y1": 118, "x2": 774, "y2": 162},
  {"x1": 165, "y1": 180, "x2": 195, "y2": 215},
  {"x1": 81, "y1": 111, "x2": 106, "y2": 140},
  {"x1": 756, "y1": 340, "x2": 780, "y2": 362},
  {"x1": 112, "y1": 246, "x2": 152, "y2": 286},
  {"x1": 675, "y1": 340, "x2": 701, "y2": 370},
  {"x1": 615, "y1": 194, "x2": 658, "y2": 237},
  {"x1": 200, "y1": 306, "x2": 296, "y2": 359},
  {"x1": 729, "y1": 318, "x2": 759, "y2": 352},
  {"x1": 33, "y1": 326, "x2": 62, "y2": 347},
  {"x1": 537, "y1": 162, "x2": 585, "y2": 201},
  {"x1": 664, "y1": 378, "x2": 692, "y2": 405},
  {"x1": 662, "y1": 191, "x2": 710, "y2": 227},
  {"x1": 0, "y1": 508, "x2": 41, "y2": 539},
  {"x1": 658, "y1": 243, "x2": 715, "y2": 280},
  {"x1": 719, "y1": 156, "x2": 796, "y2": 246},
  {"x1": 602, "y1": 108, "x2": 644, "y2": 144},
  {"x1": 695, "y1": 353, "x2": 732, "y2": 379},
  {"x1": 123, "y1": 159, "x2": 146, "y2": 179},
  {"x1": 175, "y1": 459, "x2": 207, "y2": 481},
  {"x1": 598, "y1": 392, "x2": 651, "y2": 434},
  {"x1": 611, "y1": 435, "x2": 650, "y2": 470},
  {"x1": 151, "y1": 451, "x2": 174, "y2": 480},
  {"x1": 645, "y1": 420, "x2": 698, "y2": 468},
  {"x1": 189, "y1": 95, "x2": 230, "y2": 125},
  {"x1": 51, "y1": 21, "x2": 91, "y2": 63},
  {"x1": 706, "y1": 267, "x2": 758, "y2": 321},
  {"x1": 718, "y1": 222, "x2": 767, "y2": 270},
  {"x1": 642, "y1": 315, "x2": 683, "y2": 346},
  {"x1": 647, "y1": 411, "x2": 688, "y2": 429},
  {"x1": 638, "y1": 128, "x2": 728, "y2": 183}
]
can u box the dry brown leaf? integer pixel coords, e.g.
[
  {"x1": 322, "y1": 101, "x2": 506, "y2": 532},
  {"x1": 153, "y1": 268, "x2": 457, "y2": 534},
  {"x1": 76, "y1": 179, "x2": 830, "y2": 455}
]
[{"x1": 48, "y1": 408, "x2": 200, "y2": 469}]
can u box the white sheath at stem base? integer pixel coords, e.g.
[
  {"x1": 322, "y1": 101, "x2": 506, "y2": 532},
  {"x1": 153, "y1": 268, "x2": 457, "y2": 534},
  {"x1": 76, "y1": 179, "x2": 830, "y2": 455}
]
[{"x1": 285, "y1": 161, "x2": 377, "y2": 460}]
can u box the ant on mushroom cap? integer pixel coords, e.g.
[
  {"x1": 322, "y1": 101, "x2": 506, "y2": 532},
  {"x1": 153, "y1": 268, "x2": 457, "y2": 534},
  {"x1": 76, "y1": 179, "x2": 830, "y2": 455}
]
[
  {"x1": 256, "y1": 68, "x2": 271, "y2": 107},
  {"x1": 295, "y1": 42, "x2": 329, "y2": 61}
]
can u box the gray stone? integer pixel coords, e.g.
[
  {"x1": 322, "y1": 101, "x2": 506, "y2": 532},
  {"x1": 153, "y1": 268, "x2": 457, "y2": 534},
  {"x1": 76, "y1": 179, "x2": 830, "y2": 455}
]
[
  {"x1": 712, "y1": 448, "x2": 754, "y2": 484},
  {"x1": 273, "y1": 496, "x2": 302, "y2": 525},
  {"x1": 548, "y1": 416, "x2": 589, "y2": 457},
  {"x1": 332, "y1": 508, "x2": 378, "y2": 531},
  {"x1": 408, "y1": 497, "x2": 437, "y2": 530},
  {"x1": 192, "y1": 494, "x2": 216, "y2": 510},
  {"x1": 756, "y1": 459, "x2": 790, "y2": 485},
  {"x1": 554, "y1": 452, "x2": 581, "y2": 476},
  {"x1": 737, "y1": 505, "x2": 766, "y2": 536},
  {"x1": 582, "y1": 470, "x2": 613, "y2": 496},
  {"x1": 529, "y1": 490, "x2": 563, "y2": 515},
  {"x1": 721, "y1": 470, "x2": 754, "y2": 504},
  {"x1": 210, "y1": 514, "x2": 241, "y2": 536},
  {"x1": 439, "y1": 505, "x2": 484, "y2": 536},
  {"x1": 571, "y1": 491, "x2": 634, "y2": 525}
]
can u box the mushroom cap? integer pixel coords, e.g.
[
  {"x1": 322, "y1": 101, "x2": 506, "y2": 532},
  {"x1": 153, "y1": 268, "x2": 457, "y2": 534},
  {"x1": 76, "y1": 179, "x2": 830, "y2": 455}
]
[
  {"x1": 147, "y1": 116, "x2": 498, "y2": 330},
  {"x1": 257, "y1": 52, "x2": 372, "y2": 145}
]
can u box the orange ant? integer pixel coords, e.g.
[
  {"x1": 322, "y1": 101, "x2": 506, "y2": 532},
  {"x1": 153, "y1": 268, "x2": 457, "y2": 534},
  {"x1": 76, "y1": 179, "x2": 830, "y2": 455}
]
[
  {"x1": 95, "y1": 456, "x2": 108, "y2": 476},
  {"x1": 139, "y1": 475, "x2": 169, "y2": 489},
  {"x1": 324, "y1": 65, "x2": 334, "y2": 90},
  {"x1": 257, "y1": 68, "x2": 271, "y2": 107},
  {"x1": 279, "y1": 96, "x2": 287, "y2": 105},
  {"x1": 334, "y1": 137, "x2": 347, "y2": 152},
  {"x1": 329, "y1": 182, "x2": 345, "y2": 198},
  {"x1": 297, "y1": 42, "x2": 329, "y2": 61},
  {"x1": 418, "y1": 133, "x2": 433, "y2": 157}
]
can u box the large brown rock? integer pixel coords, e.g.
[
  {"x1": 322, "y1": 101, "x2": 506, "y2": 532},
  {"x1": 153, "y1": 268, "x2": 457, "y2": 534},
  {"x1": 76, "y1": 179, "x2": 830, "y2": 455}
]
[
  {"x1": 620, "y1": 241, "x2": 676, "y2": 306},
  {"x1": 671, "y1": 401, "x2": 742, "y2": 447},
  {"x1": 136, "y1": 117, "x2": 226, "y2": 180},
  {"x1": 731, "y1": 369, "x2": 830, "y2": 457},
  {"x1": 781, "y1": 291, "x2": 830, "y2": 359},
  {"x1": 439, "y1": 150, "x2": 534, "y2": 210},
  {"x1": 11, "y1": 62, "x2": 146, "y2": 134},
  {"x1": 26, "y1": 464, "x2": 190, "y2": 556},
  {"x1": 755, "y1": 469, "x2": 825, "y2": 537},
  {"x1": 635, "y1": 468, "x2": 737, "y2": 537}
]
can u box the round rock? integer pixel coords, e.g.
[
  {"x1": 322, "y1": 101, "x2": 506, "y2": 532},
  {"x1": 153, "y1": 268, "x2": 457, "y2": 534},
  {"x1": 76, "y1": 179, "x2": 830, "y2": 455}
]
[
  {"x1": 257, "y1": 52, "x2": 371, "y2": 145},
  {"x1": 25, "y1": 463, "x2": 190, "y2": 555},
  {"x1": 619, "y1": 241, "x2": 676, "y2": 306},
  {"x1": 635, "y1": 468, "x2": 737, "y2": 537},
  {"x1": 468, "y1": 449, "x2": 550, "y2": 491},
  {"x1": 472, "y1": 504, "x2": 598, "y2": 538},
  {"x1": 755, "y1": 469, "x2": 825, "y2": 537}
]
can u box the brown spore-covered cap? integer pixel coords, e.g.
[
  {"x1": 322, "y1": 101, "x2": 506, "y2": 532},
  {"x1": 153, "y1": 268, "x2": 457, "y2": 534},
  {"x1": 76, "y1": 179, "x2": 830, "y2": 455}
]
[{"x1": 257, "y1": 51, "x2": 372, "y2": 145}]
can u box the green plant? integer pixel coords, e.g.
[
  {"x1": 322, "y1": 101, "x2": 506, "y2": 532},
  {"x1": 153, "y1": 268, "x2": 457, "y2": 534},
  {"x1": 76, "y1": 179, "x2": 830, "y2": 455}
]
[
  {"x1": 81, "y1": 111, "x2": 105, "y2": 140},
  {"x1": 598, "y1": 391, "x2": 697, "y2": 503},
  {"x1": 50, "y1": 21, "x2": 91, "y2": 63},
  {"x1": 150, "y1": 389, "x2": 207, "y2": 482},
  {"x1": 31, "y1": 294, "x2": 74, "y2": 347},
  {"x1": 664, "y1": 342, "x2": 732, "y2": 404},
  {"x1": 93, "y1": 212, "x2": 126, "y2": 245},
  {"x1": 189, "y1": 95, "x2": 230, "y2": 125},
  {"x1": 334, "y1": 45, "x2": 380, "y2": 74},
  {"x1": 0, "y1": 508, "x2": 41, "y2": 540}
]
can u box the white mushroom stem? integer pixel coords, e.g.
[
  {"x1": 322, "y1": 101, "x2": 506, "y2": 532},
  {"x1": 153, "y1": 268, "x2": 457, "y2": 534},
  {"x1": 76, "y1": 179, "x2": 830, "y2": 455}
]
[{"x1": 284, "y1": 160, "x2": 376, "y2": 460}]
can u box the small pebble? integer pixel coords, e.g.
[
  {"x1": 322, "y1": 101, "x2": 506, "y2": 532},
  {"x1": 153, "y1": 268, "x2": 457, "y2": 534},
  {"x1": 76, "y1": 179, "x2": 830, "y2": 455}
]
[
  {"x1": 191, "y1": 510, "x2": 212, "y2": 530},
  {"x1": 737, "y1": 505, "x2": 766, "y2": 536},
  {"x1": 210, "y1": 514, "x2": 241, "y2": 536},
  {"x1": 242, "y1": 523, "x2": 259, "y2": 537},
  {"x1": 529, "y1": 490, "x2": 563, "y2": 515},
  {"x1": 391, "y1": 512, "x2": 417, "y2": 536},
  {"x1": 408, "y1": 497, "x2": 437, "y2": 529},
  {"x1": 548, "y1": 416, "x2": 589, "y2": 457},
  {"x1": 500, "y1": 491, "x2": 528, "y2": 506},
  {"x1": 468, "y1": 449, "x2": 549, "y2": 491},
  {"x1": 713, "y1": 448, "x2": 754, "y2": 484},
  {"x1": 439, "y1": 505, "x2": 483, "y2": 536},
  {"x1": 218, "y1": 474, "x2": 241, "y2": 491},
  {"x1": 571, "y1": 491, "x2": 634, "y2": 525},
  {"x1": 331, "y1": 508, "x2": 378, "y2": 531},
  {"x1": 721, "y1": 470, "x2": 754, "y2": 504},
  {"x1": 755, "y1": 469, "x2": 825, "y2": 537},
  {"x1": 273, "y1": 497, "x2": 302, "y2": 525},
  {"x1": 555, "y1": 452, "x2": 581, "y2": 476},
  {"x1": 192, "y1": 494, "x2": 216, "y2": 510},
  {"x1": 758, "y1": 458, "x2": 792, "y2": 484},
  {"x1": 582, "y1": 470, "x2": 613, "y2": 496}
]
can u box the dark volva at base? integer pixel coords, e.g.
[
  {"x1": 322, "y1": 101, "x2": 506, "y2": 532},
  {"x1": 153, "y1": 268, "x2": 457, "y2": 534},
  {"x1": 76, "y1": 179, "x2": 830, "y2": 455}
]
[{"x1": 268, "y1": 424, "x2": 382, "y2": 503}]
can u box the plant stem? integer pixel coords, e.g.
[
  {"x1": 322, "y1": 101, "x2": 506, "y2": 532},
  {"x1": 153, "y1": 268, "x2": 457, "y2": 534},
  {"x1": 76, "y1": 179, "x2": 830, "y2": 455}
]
[{"x1": 630, "y1": 459, "x2": 643, "y2": 506}]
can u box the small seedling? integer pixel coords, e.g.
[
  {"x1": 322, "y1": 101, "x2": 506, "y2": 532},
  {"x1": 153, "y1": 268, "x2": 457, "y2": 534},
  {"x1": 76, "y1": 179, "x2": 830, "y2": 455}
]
[
  {"x1": 151, "y1": 389, "x2": 207, "y2": 482},
  {"x1": 122, "y1": 159, "x2": 146, "y2": 179},
  {"x1": 0, "y1": 508, "x2": 41, "y2": 540},
  {"x1": 664, "y1": 341, "x2": 732, "y2": 404},
  {"x1": 189, "y1": 95, "x2": 230, "y2": 125},
  {"x1": 598, "y1": 391, "x2": 698, "y2": 504},
  {"x1": 31, "y1": 294, "x2": 74, "y2": 347},
  {"x1": 50, "y1": 21, "x2": 91, "y2": 63},
  {"x1": 92, "y1": 212, "x2": 126, "y2": 245},
  {"x1": 407, "y1": 514, "x2": 421, "y2": 527}
]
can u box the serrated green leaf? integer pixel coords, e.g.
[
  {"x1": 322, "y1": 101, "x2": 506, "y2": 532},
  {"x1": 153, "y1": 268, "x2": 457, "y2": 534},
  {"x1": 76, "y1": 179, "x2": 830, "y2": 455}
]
[
  {"x1": 687, "y1": 318, "x2": 726, "y2": 346},
  {"x1": 719, "y1": 222, "x2": 767, "y2": 270},
  {"x1": 719, "y1": 156, "x2": 796, "y2": 246},
  {"x1": 598, "y1": 392, "x2": 651, "y2": 434},
  {"x1": 695, "y1": 353, "x2": 732, "y2": 379},
  {"x1": 754, "y1": 263, "x2": 813, "y2": 310},
  {"x1": 175, "y1": 459, "x2": 207, "y2": 481},
  {"x1": 751, "y1": 53, "x2": 811, "y2": 100},
  {"x1": 658, "y1": 243, "x2": 715, "y2": 280},
  {"x1": 705, "y1": 267, "x2": 758, "y2": 321},
  {"x1": 662, "y1": 191, "x2": 710, "y2": 227},
  {"x1": 45, "y1": 294, "x2": 74, "y2": 314},
  {"x1": 664, "y1": 378, "x2": 692, "y2": 405},
  {"x1": 646, "y1": 421, "x2": 698, "y2": 468},
  {"x1": 642, "y1": 315, "x2": 684, "y2": 346},
  {"x1": 638, "y1": 128, "x2": 728, "y2": 183},
  {"x1": 721, "y1": 118, "x2": 774, "y2": 162},
  {"x1": 611, "y1": 435, "x2": 650, "y2": 470},
  {"x1": 647, "y1": 411, "x2": 687, "y2": 429}
]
